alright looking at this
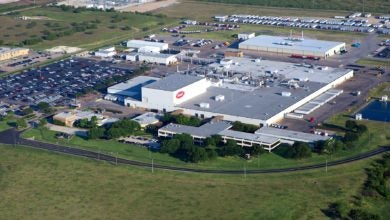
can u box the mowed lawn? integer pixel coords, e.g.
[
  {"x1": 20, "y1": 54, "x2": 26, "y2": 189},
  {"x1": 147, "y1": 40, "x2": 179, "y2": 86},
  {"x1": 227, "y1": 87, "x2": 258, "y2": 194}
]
[
  {"x1": 0, "y1": 6, "x2": 174, "y2": 49},
  {"x1": 0, "y1": 145, "x2": 388, "y2": 219}
]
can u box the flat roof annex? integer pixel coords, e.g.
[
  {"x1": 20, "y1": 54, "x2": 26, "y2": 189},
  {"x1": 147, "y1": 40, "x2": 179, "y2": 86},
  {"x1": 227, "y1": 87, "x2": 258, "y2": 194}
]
[
  {"x1": 239, "y1": 35, "x2": 345, "y2": 53},
  {"x1": 255, "y1": 127, "x2": 329, "y2": 142},
  {"x1": 159, "y1": 121, "x2": 232, "y2": 138}
]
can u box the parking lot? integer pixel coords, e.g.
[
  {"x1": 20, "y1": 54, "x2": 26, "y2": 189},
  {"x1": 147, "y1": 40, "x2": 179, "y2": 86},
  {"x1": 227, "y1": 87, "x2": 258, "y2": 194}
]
[
  {"x1": 0, "y1": 58, "x2": 132, "y2": 106},
  {"x1": 0, "y1": 50, "x2": 63, "y2": 73},
  {"x1": 375, "y1": 47, "x2": 390, "y2": 59}
]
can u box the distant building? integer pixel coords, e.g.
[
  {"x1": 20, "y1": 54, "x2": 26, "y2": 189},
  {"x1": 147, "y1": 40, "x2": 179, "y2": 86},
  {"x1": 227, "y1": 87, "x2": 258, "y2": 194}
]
[
  {"x1": 131, "y1": 112, "x2": 161, "y2": 128},
  {"x1": 126, "y1": 40, "x2": 168, "y2": 52},
  {"x1": 0, "y1": 47, "x2": 29, "y2": 62},
  {"x1": 214, "y1": 15, "x2": 228, "y2": 22},
  {"x1": 126, "y1": 52, "x2": 177, "y2": 66},
  {"x1": 94, "y1": 46, "x2": 117, "y2": 58},
  {"x1": 53, "y1": 110, "x2": 118, "y2": 127},
  {"x1": 239, "y1": 35, "x2": 346, "y2": 58},
  {"x1": 158, "y1": 121, "x2": 282, "y2": 151},
  {"x1": 224, "y1": 50, "x2": 244, "y2": 57},
  {"x1": 238, "y1": 32, "x2": 255, "y2": 40}
]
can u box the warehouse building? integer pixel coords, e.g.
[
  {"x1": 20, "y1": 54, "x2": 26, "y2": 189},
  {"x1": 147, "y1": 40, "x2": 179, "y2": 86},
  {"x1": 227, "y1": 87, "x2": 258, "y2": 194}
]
[
  {"x1": 0, "y1": 47, "x2": 29, "y2": 61},
  {"x1": 126, "y1": 40, "x2": 168, "y2": 52},
  {"x1": 106, "y1": 76, "x2": 159, "y2": 101},
  {"x1": 94, "y1": 46, "x2": 117, "y2": 58},
  {"x1": 114, "y1": 58, "x2": 353, "y2": 126},
  {"x1": 239, "y1": 35, "x2": 346, "y2": 58},
  {"x1": 126, "y1": 52, "x2": 178, "y2": 66},
  {"x1": 238, "y1": 32, "x2": 255, "y2": 40}
]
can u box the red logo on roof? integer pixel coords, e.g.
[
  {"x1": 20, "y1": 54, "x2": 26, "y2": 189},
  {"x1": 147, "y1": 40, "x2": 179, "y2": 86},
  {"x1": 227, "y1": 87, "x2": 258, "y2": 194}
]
[{"x1": 176, "y1": 91, "x2": 185, "y2": 99}]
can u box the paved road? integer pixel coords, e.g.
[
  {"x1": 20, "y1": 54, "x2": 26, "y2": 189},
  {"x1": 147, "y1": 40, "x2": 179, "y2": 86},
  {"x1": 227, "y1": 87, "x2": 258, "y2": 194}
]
[{"x1": 0, "y1": 128, "x2": 389, "y2": 174}]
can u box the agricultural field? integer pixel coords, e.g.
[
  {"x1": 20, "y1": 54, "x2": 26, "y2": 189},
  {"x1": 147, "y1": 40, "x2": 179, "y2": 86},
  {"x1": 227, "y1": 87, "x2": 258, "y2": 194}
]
[
  {"x1": 194, "y1": 0, "x2": 390, "y2": 13},
  {"x1": 0, "y1": 145, "x2": 388, "y2": 219},
  {"x1": 0, "y1": 6, "x2": 174, "y2": 50}
]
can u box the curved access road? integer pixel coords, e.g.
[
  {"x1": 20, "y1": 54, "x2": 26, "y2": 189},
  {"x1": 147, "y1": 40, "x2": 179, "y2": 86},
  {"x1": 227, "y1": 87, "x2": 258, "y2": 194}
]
[{"x1": 1, "y1": 129, "x2": 389, "y2": 174}]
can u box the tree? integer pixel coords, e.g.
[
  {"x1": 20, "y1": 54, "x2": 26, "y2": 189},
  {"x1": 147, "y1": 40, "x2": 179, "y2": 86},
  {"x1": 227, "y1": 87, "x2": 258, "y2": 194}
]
[
  {"x1": 286, "y1": 142, "x2": 312, "y2": 159},
  {"x1": 343, "y1": 132, "x2": 359, "y2": 143},
  {"x1": 186, "y1": 146, "x2": 208, "y2": 163},
  {"x1": 88, "y1": 127, "x2": 105, "y2": 140},
  {"x1": 345, "y1": 120, "x2": 357, "y2": 131},
  {"x1": 38, "y1": 118, "x2": 47, "y2": 128},
  {"x1": 37, "y1": 102, "x2": 53, "y2": 114},
  {"x1": 105, "y1": 119, "x2": 141, "y2": 139},
  {"x1": 219, "y1": 140, "x2": 243, "y2": 156},
  {"x1": 160, "y1": 139, "x2": 181, "y2": 154},
  {"x1": 21, "y1": 107, "x2": 33, "y2": 116},
  {"x1": 15, "y1": 118, "x2": 27, "y2": 129}
]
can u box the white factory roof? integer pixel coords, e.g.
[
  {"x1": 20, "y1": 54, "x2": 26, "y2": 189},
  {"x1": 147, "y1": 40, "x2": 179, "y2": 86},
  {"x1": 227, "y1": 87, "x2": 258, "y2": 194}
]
[
  {"x1": 127, "y1": 40, "x2": 168, "y2": 49},
  {"x1": 210, "y1": 57, "x2": 351, "y2": 84},
  {"x1": 239, "y1": 35, "x2": 345, "y2": 53},
  {"x1": 138, "y1": 52, "x2": 177, "y2": 58},
  {"x1": 160, "y1": 121, "x2": 232, "y2": 138},
  {"x1": 178, "y1": 82, "x2": 324, "y2": 121},
  {"x1": 144, "y1": 73, "x2": 204, "y2": 91},
  {"x1": 255, "y1": 127, "x2": 329, "y2": 143}
]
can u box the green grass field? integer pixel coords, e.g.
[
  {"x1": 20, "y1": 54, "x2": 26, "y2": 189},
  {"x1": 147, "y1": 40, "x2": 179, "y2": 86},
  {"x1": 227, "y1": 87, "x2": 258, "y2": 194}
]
[
  {"x1": 368, "y1": 82, "x2": 390, "y2": 99},
  {"x1": 0, "y1": 144, "x2": 388, "y2": 219},
  {"x1": 356, "y1": 58, "x2": 390, "y2": 67},
  {"x1": 0, "y1": 6, "x2": 174, "y2": 50},
  {"x1": 194, "y1": 0, "x2": 390, "y2": 13}
]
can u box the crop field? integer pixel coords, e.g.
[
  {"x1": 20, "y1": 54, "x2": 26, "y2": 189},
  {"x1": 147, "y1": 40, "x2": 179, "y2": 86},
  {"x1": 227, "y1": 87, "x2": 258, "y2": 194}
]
[
  {"x1": 0, "y1": 6, "x2": 174, "y2": 50},
  {"x1": 194, "y1": 0, "x2": 390, "y2": 13},
  {"x1": 0, "y1": 145, "x2": 389, "y2": 219}
]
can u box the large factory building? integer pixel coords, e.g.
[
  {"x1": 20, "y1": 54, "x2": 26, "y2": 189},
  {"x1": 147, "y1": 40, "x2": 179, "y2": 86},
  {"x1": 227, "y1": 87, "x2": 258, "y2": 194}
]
[
  {"x1": 109, "y1": 58, "x2": 353, "y2": 126},
  {"x1": 239, "y1": 35, "x2": 346, "y2": 58}
]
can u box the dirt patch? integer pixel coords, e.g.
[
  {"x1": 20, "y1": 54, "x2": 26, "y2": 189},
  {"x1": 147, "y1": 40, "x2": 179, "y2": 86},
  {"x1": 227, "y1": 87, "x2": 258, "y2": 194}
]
[{"x1": 119, "y1": 0, "x2": 178, "y2": 13}]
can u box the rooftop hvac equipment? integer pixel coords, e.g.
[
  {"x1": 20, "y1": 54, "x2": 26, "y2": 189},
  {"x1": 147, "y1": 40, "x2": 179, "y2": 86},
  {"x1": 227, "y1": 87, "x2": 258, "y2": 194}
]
[
  {"x1": 282, "y1": 91, "x2": 292, "y2": 97},
  {"x1": 215, "y1": 95, "x2": 225, "y2": 101},
  {"x1": 199, "y1": 102, "x2": 210, "y2": 108}
]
